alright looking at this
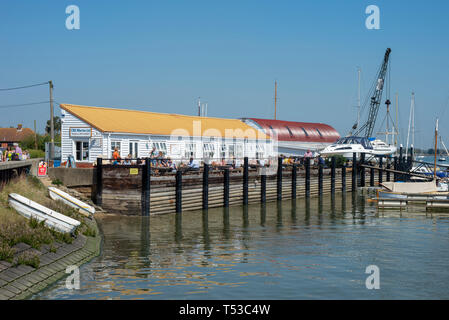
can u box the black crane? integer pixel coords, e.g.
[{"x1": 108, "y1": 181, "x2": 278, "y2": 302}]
[{"x1": 353, "y1": 48, "x2": 392, "y2": 138}]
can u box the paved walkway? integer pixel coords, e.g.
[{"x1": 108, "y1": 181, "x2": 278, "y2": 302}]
[{"x1": 0, "y1": 218, "x2": 101, "y2": 300}]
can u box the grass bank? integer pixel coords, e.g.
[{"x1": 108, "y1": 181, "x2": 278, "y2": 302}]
[{"x1": 0, "y1": 175, "x2": 96, "y2": 267}]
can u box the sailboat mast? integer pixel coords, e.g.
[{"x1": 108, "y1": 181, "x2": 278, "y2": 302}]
[
  {"x1": 395, "y1": 93, "x2": 398, "y2": 147},
  {"x1": 434, "y1": 118, "x2": 439, "y2": 180},
  {"x1": 357, "y1": 67, "x2": 361, "y2": 129},
  {"x1": 411, "y1": 92, "x2": 415, "y2": 148}
]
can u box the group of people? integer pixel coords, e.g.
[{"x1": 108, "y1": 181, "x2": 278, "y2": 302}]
[
  {"x1": 0, "y1": 143, "x2": 29, "y2": 162},
  {"x1": 280, "y1": 150, "x2": 325, "y2": 166},
  {"x1": 108, "y1": 147, "x2": 325, "y2": 173}
]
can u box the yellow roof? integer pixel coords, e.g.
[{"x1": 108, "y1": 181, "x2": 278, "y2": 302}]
[{"x1": 60, "y1": 104, "x2": 269, "y2": 140}]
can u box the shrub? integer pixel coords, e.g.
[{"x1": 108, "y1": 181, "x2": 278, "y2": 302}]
[
  {"x1": 15, "y1": 251, "x2": 40, "y2": 268},
  {"x1": 28, "y1": 149, "x2": 45, "y2": 159},
  {"x1": 51, "y1": 179, "x2": 63, "y2": 186},
  {"x1": 0, "y1": 242, "x2": 15, "y2": 263}
]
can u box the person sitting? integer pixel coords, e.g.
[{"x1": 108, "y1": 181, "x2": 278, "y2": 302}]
[
  {"x1": 187, "y1": 157, "x2": 200, "y2": 171},
  {"x1": 123, "y1": 154, "x2": 132, "y2": 165}
]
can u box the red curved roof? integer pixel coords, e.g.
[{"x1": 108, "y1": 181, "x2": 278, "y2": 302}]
[{"x1": 245, "y1": 118, "x2": 340, "y2": 143}]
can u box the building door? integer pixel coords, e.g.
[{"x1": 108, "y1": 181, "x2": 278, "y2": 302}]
[
  {"x1": 129, "y1": 141, "x2": 138, "y2": 158},
  {"x1": 75, "y1": 141, "x2": 89, "y2": 161}
]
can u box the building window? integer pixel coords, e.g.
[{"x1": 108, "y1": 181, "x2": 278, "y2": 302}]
[
  {"x1": 75, "y1": 141, "x2": 89, "y2": 161},
  {"x1": 129, "y1": 141, "x2": 138, "y2": 158},
  {"x1": 235, "y1": 144, "x2": 243, "y2": 158},
  {"x1": 185, "y1": 143, "x2": 196, "y2": 158},
  {"x1": 228, "y1": 144, "x2": 235, "y2": 158},
  {"x1": 316, "y1": 128, "x2": 323, "y2": 138},
  {"x1": 221, "y1": 144, "x2": 227, "y2": 159},
  {"x1": 152, "y1": 142, "x2": 167, "y2": 154},
  {"x1": 111, "y1": 141, "x2": 121, "y2": 157},
  {"x1": 203, "y1": 143, "x2": 215, "y2": 158}
]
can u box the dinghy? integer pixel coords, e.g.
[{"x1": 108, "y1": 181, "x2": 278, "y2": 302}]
[
  {"x1": 48, "y1": 187, "x2": 95, "y2": 217},
  {"x1": 8, "y1": 193, "x2": 81, "y2": 234}
]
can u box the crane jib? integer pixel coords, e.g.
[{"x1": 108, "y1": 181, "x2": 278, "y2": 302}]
[{"x1": 354, "y1": 48, "x2": 392, "y2": 138}]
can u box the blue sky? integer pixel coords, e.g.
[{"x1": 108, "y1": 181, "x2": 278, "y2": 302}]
[{"x1": 1, "y1": 0, "x2": 448, "y2": 149}]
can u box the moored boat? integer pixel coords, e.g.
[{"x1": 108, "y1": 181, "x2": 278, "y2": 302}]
[
  {"x1": 8, "y1": 193, "x2": 81, "y2": 234},
  {"x1": 48, "y1": 187, "x2": 95, "y2": 217}
]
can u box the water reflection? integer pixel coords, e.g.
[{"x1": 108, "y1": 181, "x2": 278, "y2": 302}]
[{"x1": 34, "y1": 193, "x2": 449, "y2": 300}]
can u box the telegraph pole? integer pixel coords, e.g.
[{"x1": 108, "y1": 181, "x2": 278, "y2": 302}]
[
  {"x1": 49, "y1": 80, "x2": 54, "y2": 161},
  {"x1": 34, "y1": 120, "x2": 37, "y2": 150}
]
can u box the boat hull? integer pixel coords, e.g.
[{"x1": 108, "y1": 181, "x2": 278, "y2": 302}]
[
  {"x1": 8, "y1": 193, "x2": 81, "y2": 234},
  {"x1": 48, "y1": 187, "x2": 95, "y2": 217}
]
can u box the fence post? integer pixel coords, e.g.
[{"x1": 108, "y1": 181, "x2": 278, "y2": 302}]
[
  {"x1": 243, "y1": 157, "x2": 249, "y2": 205},
  {"x1": 203, "y1": 163, "x2": 209, "y2": 210},
  {"x1": 331, "y1": 156, "x2": 336, "y2": 194},
  {"x1": 96, "y1": 157, "x2": 103, "y2": 206},
  {"x1": 277, "y1": 156, "x2": 283, "y2": 201},
  {"x1": 370, "y1": 166, "x2": 375, "y2": 187},
  {"x1": 352, "y1": 153, "x2": 357, "y2": 191},
  {"x1": 378, "y1": 156, "x2": 383, "y2": 184},
  {"x1": 141, "y1": 157, "x2": 150, "y2": 217},
  {"x1": 224, "y1": 167, "x2": 230, "y2": 208},
  {"x1": 175, "y1": 170, "x2": 182, "y2": 213},
  {"x1": 318, "y1": 161, "x2": 323, "y2": 196},
  {"x1": 305, "y1": 157, "x2": 310, "y2": 197},
  {"x1": 292, "y1": 163, "x2": 297, "y2": 199},
  {"x1": 341, "y1": 164, "x2": 346, "y2": 192},
  {"x1": 360, "y1": 153, "x2": 365, "y2": 187}
]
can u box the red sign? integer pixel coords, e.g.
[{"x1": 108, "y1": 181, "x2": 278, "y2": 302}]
[{"x1": 38, "y1": 161, "x2": 47, "y2": 177}]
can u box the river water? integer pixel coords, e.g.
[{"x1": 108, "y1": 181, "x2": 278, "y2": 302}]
[{"x1": 34, "y1": 193, "x2": 449, "y2": 300}]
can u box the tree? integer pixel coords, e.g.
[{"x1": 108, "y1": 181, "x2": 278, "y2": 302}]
[{"x1": 45, "y1": 116, "x2": 61, "y2": 136}]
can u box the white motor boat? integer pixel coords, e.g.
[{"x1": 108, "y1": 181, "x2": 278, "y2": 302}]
[
  {"x1": 8, "y1": 193, "x2": 81, "y2": 234},
  {"x1": 319, "y1": 136, "x2": 396, "y2": 159},
  {"x1": 370, "y1": 139, "x2": 397, "y2": 156}
]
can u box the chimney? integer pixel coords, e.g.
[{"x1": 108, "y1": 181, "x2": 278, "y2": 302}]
[{"x1": 17, "y1": 124, "x2": 22, "y2": 131}]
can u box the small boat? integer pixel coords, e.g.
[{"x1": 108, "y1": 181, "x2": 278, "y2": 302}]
[
  {"x1": 8, "y1": 193, "x2": 81, "y2": 234},
  {"x1": 439, "y1": 157, "x2": 446, "y2": 162},
  {"x1": 377, "y1": 181, "x2": 449, "y2": 201},
  {"x1": 48, "y1": 187, "x2": 95, "y2": 217}
]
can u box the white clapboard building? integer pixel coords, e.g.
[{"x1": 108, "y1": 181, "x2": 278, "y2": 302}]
[{"x1": 60, "y1": 104, "x2": 273, "y2": 164}]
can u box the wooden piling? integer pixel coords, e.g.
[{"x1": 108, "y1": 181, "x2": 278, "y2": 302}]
[
  {"x1": 203, "y1": 163, "x2": 209, "y2": 210},
  {"x1": 331, "y1": 156, "x2": 336, "y2": 194},
  {"x1": 378, "y1": 156, "x2": 383, "y2": 184},
  {"x1": 341, "y1": 164, "x2": 346, "y2": 192},
  {"x1": 96, "y1": 157, "x2": 103, "y2": 206},
  {"x1": 261, "y1": 172, "x2": 266, "y2": 204},
  {"x1": 305, "y1": 158, "x2": 310, "y2": 197},
  {"x1": 370, "y1": 167, "x2": 375, "y2": 187},
  {"x1": 352, "y1": 153, "x2": 357, "y2": 191},
  {"x1": 394, "y1": 156, "x2": 398, "y2": 182},
  {"x1": 223, "y1": 167, "x2": 230, "y2": 207},
  {"x1": 141, "y1": 158, "x2": 150, "y2": 216},
  {"x1": 175, "y1": 170, "x2": 182, "y2": 213},
  {"x1": 360, "y1": 153, "x2": 365, "y2": 187},
  {"x1": 318, "y1": 162, "x2": 323, "y2": 196},
  {"x1": 292, "y1": 163, "x2": 297, "y2": 199},
  {"x1": 386, "y1": 161, "x2": 391, "y2": 182},
  {"x1": 243, "y1": 157, "x2": 249, "y2": 205},
  {"x1": 277, "y1": 157, "x2": 283, "y2": 201}
]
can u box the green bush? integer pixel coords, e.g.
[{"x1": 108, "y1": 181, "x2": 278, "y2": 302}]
[
  {"x1": 28, "y1": 149, "x2": 45, "y2": 159},
  {"x1": 325, "y1": 155, "x2": 348, "y2": 168},
  {"x1": 15, "y1": 251, "x2": 40, "y2": 268},
  {"x1": 52, "y1": 179, "x2": 63, "y2": 186},
  {"x1": 0, "y1": 242, "x2": 15, "y2": 263}
]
